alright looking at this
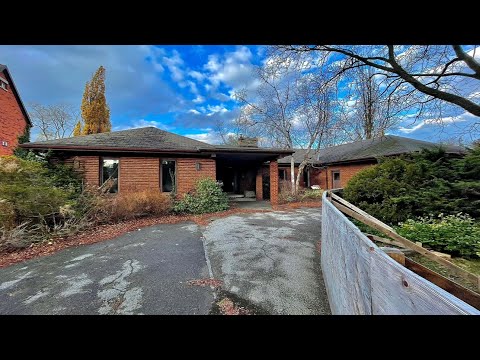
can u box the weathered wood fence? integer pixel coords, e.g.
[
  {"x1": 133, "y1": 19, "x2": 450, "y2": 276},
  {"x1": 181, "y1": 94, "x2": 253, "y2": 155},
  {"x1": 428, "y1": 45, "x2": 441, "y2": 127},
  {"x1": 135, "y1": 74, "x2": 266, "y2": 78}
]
[{"x1": 321, "y1": 190, "x2": 480, "y2": 315}]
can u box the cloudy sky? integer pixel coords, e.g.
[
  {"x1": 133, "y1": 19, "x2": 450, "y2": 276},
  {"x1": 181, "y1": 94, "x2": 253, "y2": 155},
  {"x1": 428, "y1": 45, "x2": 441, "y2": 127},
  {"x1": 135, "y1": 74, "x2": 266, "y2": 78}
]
[{"x1": 1, "y1": 45, "x2": 477, "y2": 144}]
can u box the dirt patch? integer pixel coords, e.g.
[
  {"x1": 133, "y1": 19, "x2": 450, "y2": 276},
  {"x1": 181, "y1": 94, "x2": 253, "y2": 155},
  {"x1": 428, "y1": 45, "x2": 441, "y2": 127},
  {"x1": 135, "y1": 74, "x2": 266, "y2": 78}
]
[{"x1": 209, "y1": 290, "x2": 270, "y2": 315}]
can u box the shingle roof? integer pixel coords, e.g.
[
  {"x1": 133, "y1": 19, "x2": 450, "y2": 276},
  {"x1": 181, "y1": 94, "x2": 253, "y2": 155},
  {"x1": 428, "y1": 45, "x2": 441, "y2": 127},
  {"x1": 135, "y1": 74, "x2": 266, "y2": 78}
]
[
  {"x1": 22, "y1": 127, "x2": 294, "y2": 156},
  {"x1": 23, "y1": 127, "x2": 215, "y2": 152},
  {"x1": 278, "y1": 135, "x2": 466, "y2": 165},
  {"x1": 278, "y1": 149, "x2": 316, "y2": 165}
]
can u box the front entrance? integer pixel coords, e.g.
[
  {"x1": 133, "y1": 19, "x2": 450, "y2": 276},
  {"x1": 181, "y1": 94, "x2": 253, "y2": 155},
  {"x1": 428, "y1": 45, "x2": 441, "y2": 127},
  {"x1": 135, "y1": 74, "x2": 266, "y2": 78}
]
[{"x1": 216, "y1": 161, "x2": 257, "y2": 198}]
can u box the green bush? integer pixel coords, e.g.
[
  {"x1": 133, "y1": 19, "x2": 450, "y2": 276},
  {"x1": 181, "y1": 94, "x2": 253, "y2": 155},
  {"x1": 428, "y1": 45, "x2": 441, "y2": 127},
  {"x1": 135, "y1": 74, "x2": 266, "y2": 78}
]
[
  {"x1": 343, "y1": 147, "x2": 480, "y2": 224},
  {"x1": 396, "y1": 214, "x2": 480, "y2": 258},
  {"x1": 0, "y1": 156, "x2": 78, "y2": 229},
  {"x1": 301, "y1": 188, "x2": 323, "y2": 200},
  {"x1": 173, "y1": 178, "x2": 229, "y2": 214}
]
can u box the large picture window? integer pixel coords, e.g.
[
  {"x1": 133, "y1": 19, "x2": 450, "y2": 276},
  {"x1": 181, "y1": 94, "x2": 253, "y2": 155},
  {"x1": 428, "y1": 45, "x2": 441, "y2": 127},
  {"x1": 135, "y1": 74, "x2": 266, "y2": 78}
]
[
  {"x1": 101, "y1": 158, "x2": 119, "y2": 193},
  {"x1": 162, "y1": 160, "x2": 176, "y2": 192}
]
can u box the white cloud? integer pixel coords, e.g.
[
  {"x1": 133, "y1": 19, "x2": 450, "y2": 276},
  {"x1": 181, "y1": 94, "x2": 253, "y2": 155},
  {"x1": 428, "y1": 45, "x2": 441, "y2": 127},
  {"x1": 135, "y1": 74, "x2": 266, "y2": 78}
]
[
  {"x1": 179, "y1": 80, "x2": 198, "y2": 94},
  {"x1": 207, "y1": 104, "x2": 228, "y2": 115},
  {"x1": 192, "y1": 95, "x2": 205, "y2": 104},
  {"x1": 189, "y1": 70, "x2": 205, "y2": 82},
  {"x1": 114, "y1": 119, "x2": 175, "y2": 132},
  {"x1": 162, "y1": 50, "x2": 185, "y2": 82},
  {"x1": 188, "y1": 109, "x2": 201, "y2": 115},
  {"x1": 184, "y1": 132, "x2": 222, "y2": 144},
  {"x1": 202, "y1": 46, "x2": 258, "y2": 93},
  {"x1": 398, "y1": 112, "x2": 472, "y2": 134}
]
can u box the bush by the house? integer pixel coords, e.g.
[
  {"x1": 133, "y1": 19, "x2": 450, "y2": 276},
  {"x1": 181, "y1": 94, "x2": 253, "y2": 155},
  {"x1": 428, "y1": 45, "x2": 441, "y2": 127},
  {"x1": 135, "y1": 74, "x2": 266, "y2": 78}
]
[
  {"x1": 343, "y1": 147, "x2": 480, "y2": 224},
  {"x1": 93, "y1": 189, "x2": 172, "y2": 222},
  {"x1": 396, "y1": 214, "x2": 480, "y2": 258},
  {"x1": 278, "y1": 179, "x2": 323, "y2": 203},
  {"x1": 173, "y1": 178, "x2": 229, "y2": 214}
]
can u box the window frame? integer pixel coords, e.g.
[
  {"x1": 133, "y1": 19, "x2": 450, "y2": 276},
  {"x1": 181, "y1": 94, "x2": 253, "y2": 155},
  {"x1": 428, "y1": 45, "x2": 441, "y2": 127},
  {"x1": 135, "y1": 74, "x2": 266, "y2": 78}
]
[
  {"x1": 331, "y1": 170, "x2": 341, "y2": 188},
  {"x1": 0, "y1": 78, "x2": 8, "y2": 91},
  {"x1": 279, "y1": 168, "x2": 287, "y2": 181},
  {"x1": 100, "y1": 157, "x2": 120, "y2": 193},
  {"x1": 160, "y1": 158, "x2": 177, "y2": 193}
]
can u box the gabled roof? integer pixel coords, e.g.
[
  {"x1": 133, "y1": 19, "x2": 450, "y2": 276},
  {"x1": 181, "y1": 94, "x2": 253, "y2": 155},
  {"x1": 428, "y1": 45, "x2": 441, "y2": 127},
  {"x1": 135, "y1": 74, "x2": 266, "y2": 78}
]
[
  {"x1": 23, "y1": 127, "x2": 215, "y2": 152},
  {"x1": 0, "y1": 64, "x2": 32, "y2": 126},
  {"x1": 21, "y1": 127, "x2": 294, "y2": 156},
  {"x1": 278, "y1": 135, "x2": 466, "y2": 166}
]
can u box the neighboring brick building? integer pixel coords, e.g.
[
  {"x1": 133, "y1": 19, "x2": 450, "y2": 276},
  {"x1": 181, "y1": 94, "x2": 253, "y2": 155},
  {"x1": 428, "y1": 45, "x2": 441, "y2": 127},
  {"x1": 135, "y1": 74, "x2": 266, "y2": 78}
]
[
  {"x1": 0, "y1": 64, "x2": 32, "y2": 156},
  {"x1": 278, "y1": 135, "x2": 466, "y2": 191},
  {"x1": 21, "y1": 127, "x2": 292, "y2": 205}
]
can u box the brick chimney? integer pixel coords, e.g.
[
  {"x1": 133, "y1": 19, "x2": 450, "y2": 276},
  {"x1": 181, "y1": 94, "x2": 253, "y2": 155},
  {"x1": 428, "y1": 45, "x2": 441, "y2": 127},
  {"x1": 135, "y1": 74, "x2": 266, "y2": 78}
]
[{"x1": 238, "y1": 134, "x2": 258, "y2": 147}]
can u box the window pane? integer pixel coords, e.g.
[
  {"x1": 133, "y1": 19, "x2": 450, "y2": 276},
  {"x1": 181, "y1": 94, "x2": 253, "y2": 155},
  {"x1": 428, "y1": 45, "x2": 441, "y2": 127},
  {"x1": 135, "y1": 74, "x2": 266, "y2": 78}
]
[
  {"x1": 333, "y1": 172, "x2": 340, "y2": 180},
  {"x1": 162, "y1": 160, "x2": 176, "y2": 192},
  {"x1": 102, "y1": 159, "x2": 119, "y2": 193}
]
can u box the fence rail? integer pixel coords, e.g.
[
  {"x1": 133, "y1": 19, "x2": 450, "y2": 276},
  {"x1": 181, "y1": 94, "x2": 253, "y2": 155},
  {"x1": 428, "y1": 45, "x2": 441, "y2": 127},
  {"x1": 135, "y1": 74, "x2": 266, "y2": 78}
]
[{"x1": 321, "y1": 190, "x2": 480, "y2": 315}]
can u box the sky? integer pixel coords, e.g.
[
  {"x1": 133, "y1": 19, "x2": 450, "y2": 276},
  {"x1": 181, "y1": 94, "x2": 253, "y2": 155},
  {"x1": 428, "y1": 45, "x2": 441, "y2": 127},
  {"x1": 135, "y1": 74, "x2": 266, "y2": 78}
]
[{"x1": 1, "y1": 45, "x2": 478, "y2": 145}]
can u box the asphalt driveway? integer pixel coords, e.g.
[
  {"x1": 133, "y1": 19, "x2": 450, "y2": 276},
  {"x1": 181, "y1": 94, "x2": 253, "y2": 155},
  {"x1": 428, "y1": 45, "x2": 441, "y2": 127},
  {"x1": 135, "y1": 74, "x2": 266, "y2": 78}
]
[
  {"x1": 203, "y1": 208, "x2": 330, "y2": 315},
  {"x1": 0, "y1": 207, "x2": 330, "y2": 315},
  {"x1": 0, "y1": 222, "x2": 213, "y2": 315}
]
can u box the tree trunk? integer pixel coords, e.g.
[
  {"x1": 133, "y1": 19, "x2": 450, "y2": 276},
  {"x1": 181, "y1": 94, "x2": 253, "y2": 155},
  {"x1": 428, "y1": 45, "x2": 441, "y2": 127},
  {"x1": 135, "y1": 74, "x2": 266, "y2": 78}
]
[
  {"x1": 295, "y1": 160, "x2": 308, "y2": 193},
  {"x1": 290, "y1": 157, "x2": 295, "y2": 195}
]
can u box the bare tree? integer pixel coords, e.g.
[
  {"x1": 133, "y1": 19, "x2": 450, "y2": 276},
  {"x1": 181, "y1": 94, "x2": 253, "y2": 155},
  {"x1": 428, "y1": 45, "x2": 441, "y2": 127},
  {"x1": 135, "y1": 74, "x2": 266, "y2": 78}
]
[
  {"x1": 274, "y1": 45, "x2": 480, "y2": 133},
  {"x1": 235, "y1": 60, "x2": 335, "y2": 193},
  {"x1": 29, "y1": 103, "x2": 79, "y2": 140},
  {"x1": 339, "y1": 66, "x2": 401, "y2": 140}
]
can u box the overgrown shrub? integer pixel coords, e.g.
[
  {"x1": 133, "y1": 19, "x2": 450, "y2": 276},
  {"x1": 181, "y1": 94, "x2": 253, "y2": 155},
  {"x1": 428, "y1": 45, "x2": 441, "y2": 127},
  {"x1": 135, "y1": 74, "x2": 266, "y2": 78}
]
[
  {"x1": 343, "y1": 147, "x2": 480, "y2": 224},
  {"x1": 173, "y1": 178, "x2": 229, "y2": 214},
  {"x1": 278, "y1": 180, "x2": 323, "y2": 204},
  {"x1": 396, "y1": 214, "x2": 480, "y2": 258},
  {"x1": 94, "y1": 189, "x2": 172, "y2": 222},
  {"x1": 301, "y1": 188, "x2": 323, "y2": 200},
  {"x1": 0, "y1": 156, "x2": 77, "y2": 229}
]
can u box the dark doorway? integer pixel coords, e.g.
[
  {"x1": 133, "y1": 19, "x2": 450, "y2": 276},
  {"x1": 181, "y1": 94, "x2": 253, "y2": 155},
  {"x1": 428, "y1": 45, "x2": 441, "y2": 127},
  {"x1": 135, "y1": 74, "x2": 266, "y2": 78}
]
[
  {"x1": 262, "y1": 174, "x2": 270, "y2": 200},
  {"x1": 220, "y1": 166, "x2": 235, "y2": 192},
  {"x1": 332, "y1": 170, "x2": 341, "y2": 189}
]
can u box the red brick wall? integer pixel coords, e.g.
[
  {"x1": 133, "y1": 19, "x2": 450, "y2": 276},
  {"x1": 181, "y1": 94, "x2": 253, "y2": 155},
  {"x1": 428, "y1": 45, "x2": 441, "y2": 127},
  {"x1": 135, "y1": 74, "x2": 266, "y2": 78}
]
[
  {"x1": 269, "y1": 160, "x2": 279, "y2": 205},
  {"x1": 255, "y1": 169, "x2": 263, "y2": 200},
  {"x1": 120, "y1": 157, "x2": 159, "y2": 192},
  {"x1": 311, "y1": 163, "x2": 375, "y2": 189},
  {"x1": 0, "y1": 71, "x2": 28, "y2": 156},
  {"x1": 278, "y1": 165, "x2": 308, "y2": 188},
  {"x1": 176, "y1": 158, "x2": 216, "y2": 195}
]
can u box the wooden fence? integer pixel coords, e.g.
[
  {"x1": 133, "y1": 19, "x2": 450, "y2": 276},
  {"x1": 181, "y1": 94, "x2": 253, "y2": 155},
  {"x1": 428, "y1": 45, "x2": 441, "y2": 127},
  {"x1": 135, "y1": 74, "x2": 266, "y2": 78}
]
[{"x1": 321, "y1": 190, "x2": 480, "y2": 315}]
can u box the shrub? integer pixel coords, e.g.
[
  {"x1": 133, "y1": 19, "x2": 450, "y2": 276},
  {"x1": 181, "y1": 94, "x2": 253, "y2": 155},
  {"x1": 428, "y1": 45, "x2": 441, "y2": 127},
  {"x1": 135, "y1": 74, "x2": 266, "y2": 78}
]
[
  {"x1": 396, "y1": 214, "x2": 480, "y2": 258},
  {"x1": 301, "y1": 188, "x2": 323, "y2": 200},
  {"x1": 0, "y1": 156, "x2": 76, "y2": 228},
  {"x1": 91, "y1": 189, "x2": 172, "y2": 223},
  {"x1": 343, "y1": 147, "x2": 480, "y2": 224},
  {"x1": 173, "y1": 178, "x2": 229, "y2": 214}
]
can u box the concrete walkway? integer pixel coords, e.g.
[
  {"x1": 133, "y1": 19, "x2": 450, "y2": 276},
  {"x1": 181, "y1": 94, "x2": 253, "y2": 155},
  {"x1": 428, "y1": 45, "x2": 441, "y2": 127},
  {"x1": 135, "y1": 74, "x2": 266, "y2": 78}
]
[{"x1": 203, "y1": 208, "x2": 330, "y2": 315}]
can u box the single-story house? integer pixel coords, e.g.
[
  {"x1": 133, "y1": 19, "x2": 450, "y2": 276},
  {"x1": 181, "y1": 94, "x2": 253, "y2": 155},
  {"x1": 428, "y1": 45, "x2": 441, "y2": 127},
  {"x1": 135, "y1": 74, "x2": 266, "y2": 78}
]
[
  {"x1": 21, "y1": 127, "x2": 293, "y2": 205},
  {"x1": 278, "y1": 135, "x2": 466, "y2": 190}
]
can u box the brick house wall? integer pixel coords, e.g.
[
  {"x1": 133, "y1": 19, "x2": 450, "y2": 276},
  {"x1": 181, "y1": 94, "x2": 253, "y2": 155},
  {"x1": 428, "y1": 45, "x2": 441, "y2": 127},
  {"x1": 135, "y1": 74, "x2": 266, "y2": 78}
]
[
  {"x1": 64, "y1": 156, "x2": 216, "y2": 195},
  {"x1": 311, "y1": 162, "x2": 375, "y2": 189},
  {"x1": 176, "y1": 158, "x2": 216, "y2": 194},
  {"x1": 269, "y1": 160, "x2": 279, "y2": 205},
  {"x1": 0, "y1": 71, "x2": 29, "y2": 156}
]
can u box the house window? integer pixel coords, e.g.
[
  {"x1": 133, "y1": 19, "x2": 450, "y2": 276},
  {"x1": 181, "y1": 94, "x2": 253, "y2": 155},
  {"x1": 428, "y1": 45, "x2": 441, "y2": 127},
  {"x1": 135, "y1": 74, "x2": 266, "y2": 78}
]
[
  {"x1": 161, "y1": 160, "x2": 176, "y2": 192},
  {"x1": 1, "y1": 140, "x2": 8, "y2": 147},
  {"x1": 279, "y1": 169, "x2": 287, "y2": 181},
  {"x1": 100, "y1": 158, "x2": 119, "y2": 193},
  {"x1": 0, "y1": 78, "x2": 8, "y2": 91}
]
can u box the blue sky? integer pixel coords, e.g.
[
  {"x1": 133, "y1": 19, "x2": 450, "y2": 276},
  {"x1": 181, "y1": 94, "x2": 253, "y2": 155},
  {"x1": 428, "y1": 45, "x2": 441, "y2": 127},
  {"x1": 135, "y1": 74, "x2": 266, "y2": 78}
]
[{"x1": 1, "y1": 45, "x2": 478, "y2": 145}]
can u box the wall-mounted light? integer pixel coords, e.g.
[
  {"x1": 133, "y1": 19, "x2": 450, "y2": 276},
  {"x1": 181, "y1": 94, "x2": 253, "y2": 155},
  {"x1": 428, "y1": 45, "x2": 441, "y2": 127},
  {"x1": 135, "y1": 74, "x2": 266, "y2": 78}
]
[{"x1": 196, "y1": 162, "x2": 201, "y2": 171}]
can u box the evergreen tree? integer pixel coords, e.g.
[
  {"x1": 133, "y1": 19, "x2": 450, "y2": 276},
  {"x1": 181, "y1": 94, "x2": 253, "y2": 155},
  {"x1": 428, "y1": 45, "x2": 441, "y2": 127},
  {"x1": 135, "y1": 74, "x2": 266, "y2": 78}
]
[
  {"x1": 81, "y1": 66, "x2": 111, "y2": 135},
  {"x1": 13, "y1": 126, "x2": 31, "y2": 159},
  {"x1": 73, "y1": 121, "x2": 82, "y2": 136}
]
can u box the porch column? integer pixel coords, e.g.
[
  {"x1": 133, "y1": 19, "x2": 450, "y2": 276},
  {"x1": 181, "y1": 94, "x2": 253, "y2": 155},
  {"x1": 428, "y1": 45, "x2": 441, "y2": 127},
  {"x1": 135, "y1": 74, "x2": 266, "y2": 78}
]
[
  {"x1": 269, "y1": 160, "x2": 279, "y2": 205},
  {"x1": 256, "y1": 168, "x2": 263, "y2": 200}
]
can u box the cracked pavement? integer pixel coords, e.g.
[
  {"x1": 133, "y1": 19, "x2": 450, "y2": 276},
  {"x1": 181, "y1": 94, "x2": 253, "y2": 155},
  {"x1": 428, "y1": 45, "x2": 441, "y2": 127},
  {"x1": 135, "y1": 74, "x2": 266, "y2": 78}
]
[
  {"x1": 0, "y1": 208, "x2": 330, "y2": 315},
  {"x1": 203, "y1": 208, "x2": 331, "y2": 315},
  {"x1": 0, "y1": 222, "x2": 213, "y2": 315}
]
